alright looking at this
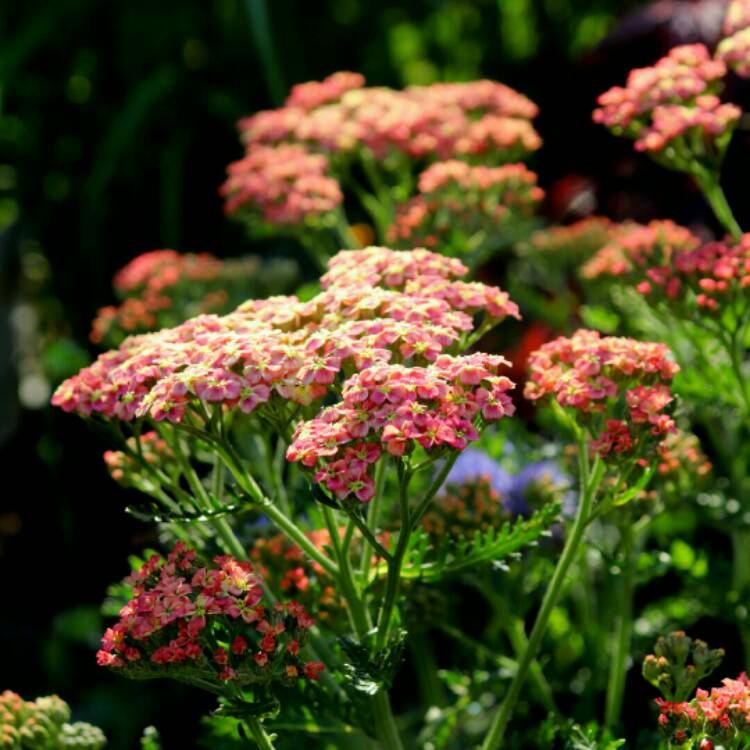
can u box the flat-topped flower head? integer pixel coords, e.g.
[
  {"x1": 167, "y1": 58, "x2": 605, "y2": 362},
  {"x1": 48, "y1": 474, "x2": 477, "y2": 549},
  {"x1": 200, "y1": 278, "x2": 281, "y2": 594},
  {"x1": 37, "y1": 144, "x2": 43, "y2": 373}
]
[
  {"x1": 221, "y1": 143, "x2": 343, "y2": 226},
  {"x1": 586, "y1": 228, "x2": 750, "y2": 316},
  {"x1": 718, "y1": 0, "x2": 750, "y2": 77},
  {"x1": 53, "y1": 247, "x2": 520, "y2": 436},
  {"x1": 593, "y1": 44, "x2": 738, "y2": 167},
  {"x1": 238, "y1": 77, "x2": 540, "y2": 165},
  {"x1": 525, "y1": 330, "x2": 679, "y2": 461},
  {"x1": 387, "y1": 161, "x2": 543, "y2": 256},
  {"x1": 96, "y1": 542, "x2": 323, "y2": 692},
  {"x1": 285, "y1": 71, "x2": 366, "y2": 111},
  {"x1": 91, "y1": 250, "x2": 268, "y2": 347},
  {"x1": 287, "y1": 354, "x2": 516, "y2": 502},
  {"x1": 581, "y1": 219, "x2": 701, "y2": 281}
]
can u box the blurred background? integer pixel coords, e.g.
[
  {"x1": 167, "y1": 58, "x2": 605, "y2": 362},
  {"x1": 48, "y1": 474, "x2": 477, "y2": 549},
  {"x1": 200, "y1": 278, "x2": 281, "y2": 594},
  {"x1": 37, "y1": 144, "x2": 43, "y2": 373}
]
[{"x1": 1, "y1": 0, "x2": 747, "y2": 746}]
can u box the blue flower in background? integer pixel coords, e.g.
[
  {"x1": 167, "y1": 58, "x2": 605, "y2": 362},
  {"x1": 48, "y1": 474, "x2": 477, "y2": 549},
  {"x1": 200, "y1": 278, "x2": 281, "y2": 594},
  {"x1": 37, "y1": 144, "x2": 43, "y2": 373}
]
[
  {"x1": 445, "y1": 448, "x2": 514, "y2": 497},
  {"x1": 444, "y1": 448, "x2": 572, "y2": 517}
]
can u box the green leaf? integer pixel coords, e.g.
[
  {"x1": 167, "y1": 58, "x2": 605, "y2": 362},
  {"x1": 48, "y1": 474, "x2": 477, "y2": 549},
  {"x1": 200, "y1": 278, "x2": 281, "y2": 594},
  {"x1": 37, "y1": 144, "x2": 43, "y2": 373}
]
[
  {"x1": 339, "y1": 631, "x2": 407, "y2": 694},
  {"x1": 400, "y1": 502, "x2": 561, "y2": 583}
]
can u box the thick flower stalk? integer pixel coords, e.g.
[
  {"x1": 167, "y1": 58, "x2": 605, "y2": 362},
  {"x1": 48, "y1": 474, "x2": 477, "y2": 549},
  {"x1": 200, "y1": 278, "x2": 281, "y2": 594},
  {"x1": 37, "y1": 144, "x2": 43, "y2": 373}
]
[
  {"x1": 91, "y1": 250, "x2": 286, "y2": 348},
  {"x1": 96, "y1": 543, "x2": 324, "y2": 693},
  {"x1": 0, "y1": 691, "x2": 106, "y2": 750},
  {"x1": 387, "y1": 160, "x2": 543, "y2": 261},
  {"x1": 593, "y1": 45, "x2": 741, "y2": 238},
  {"x1": 481, "y1": 329, "x2": 678, "y2": 750}
]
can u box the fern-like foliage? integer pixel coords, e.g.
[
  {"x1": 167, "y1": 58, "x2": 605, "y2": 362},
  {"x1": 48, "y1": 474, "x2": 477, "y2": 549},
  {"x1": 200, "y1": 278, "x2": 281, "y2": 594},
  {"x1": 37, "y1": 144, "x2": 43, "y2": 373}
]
[{"x1": 399, "y1": 502, "x2": 561, "y2": 583}]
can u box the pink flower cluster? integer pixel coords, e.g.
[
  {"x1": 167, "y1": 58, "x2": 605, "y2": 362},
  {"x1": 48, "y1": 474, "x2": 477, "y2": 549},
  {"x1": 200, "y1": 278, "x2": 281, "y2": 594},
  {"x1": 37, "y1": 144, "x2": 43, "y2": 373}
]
[
  {"x1": 593, "y1": 44, "x2": 739, "y2": 156},
  {"x1": 287, "y1": 353, "x2": 516, "y2": 502},
  {"x1": 581, "y1": 219, "x2": 701, "y2": 281},
  {"x1": 96, "y1": 542, "x2": 324, "y2": 687},
  {"x1": 220, "y1": 143, "x2": 343, "y2": 225},
  {"x1": 525, "y1": 330, "x2": 679, "y2": 460},
  {"x1": 586, "y1": 224, "x2": 750, "y2": 314},
  {"x1": 718, "y1": 0, "x2": 750, "y2": 78},
  {"x1": 53, "y1": 247, "x2": 519, "y2": 431},
  {"x1": 387, "y1": 161, "x2": 543, "y2": 252},
  {"x1": 656, "y1": 674, "x2": 750, "y2": 747},
  {"x1": 238, "y1": 76, "x2": 540, "y2": 163},
  {"x1": 91, "y1": 250, "x2": 262, "y2": 347},
  {"x1": 285, "y1": 71, "x2": 366, "y2": 111}
]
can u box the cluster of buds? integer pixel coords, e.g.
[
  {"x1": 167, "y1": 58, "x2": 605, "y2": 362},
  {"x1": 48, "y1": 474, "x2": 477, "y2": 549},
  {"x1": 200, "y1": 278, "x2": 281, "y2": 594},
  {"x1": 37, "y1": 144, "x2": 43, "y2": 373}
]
[
  {"x1": 643, "y1": 631, "x2": 749, "y2": 748},
  {"x1": 424, "y1": 474, "x2": 509, "y2": 540},
  {"x1": 287, "y1": 353, "x2": 516, "y2": 501},
  {"x1": 52, "y1": 248, "x2": 519, "y2": 440},
  {"x1": 519, "y1": 216, "x2": 615, "y2": 267},
  {"x1": 238, "y1": 74, "x2": 540, "y2": 163},
  {"x1": 718, "y1": 0, "x2": 750, "y2": 78},
  {"x1": 387, "y1": 161, "x2": 543, "y2": 256},
  {"x1": 90, "y1": 250, "x2": 278, "y2": 348},
  {"x1": 220, "y1": 144, "x2": 343, "y2": 227},
  {"x1": 96, "y1": 542, "x2": 324, "y2": 690},
  {"x1": 525, "y1": 329, "x2": 679, "y2": 462},
  {"x1": 0, "y1": 691, "x2": 106, "y2": 750},
  {"x1": 593, "y1": 44, "x2": 739, "y2": 164},
  {"x1": 643, "y1": 631, "x2": 725, "y2": 701}
]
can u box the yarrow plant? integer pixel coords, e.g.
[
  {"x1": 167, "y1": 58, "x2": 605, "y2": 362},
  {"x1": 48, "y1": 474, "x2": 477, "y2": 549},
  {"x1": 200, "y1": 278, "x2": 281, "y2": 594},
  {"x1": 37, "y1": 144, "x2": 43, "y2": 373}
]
[
  {"x1": 221, "y1": 73, "x2": 542, "y2": 268},
  {"x1": 90, "y1": 249, "x2": 295, "y2": 348},
  {"x1": 46, "y1": 33, "x2": 750, "y2": 748}
]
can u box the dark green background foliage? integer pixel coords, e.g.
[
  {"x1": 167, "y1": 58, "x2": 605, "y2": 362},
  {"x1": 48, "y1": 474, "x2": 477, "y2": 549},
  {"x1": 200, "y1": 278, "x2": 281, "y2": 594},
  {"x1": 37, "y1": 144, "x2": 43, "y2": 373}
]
[{"x1": 1, "y1": 1, "x2": 747, "y2": 747}]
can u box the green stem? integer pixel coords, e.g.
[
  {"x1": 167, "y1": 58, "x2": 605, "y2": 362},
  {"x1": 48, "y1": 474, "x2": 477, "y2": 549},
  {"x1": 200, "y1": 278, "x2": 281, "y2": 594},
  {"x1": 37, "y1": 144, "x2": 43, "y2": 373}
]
[
  {"x1": 211, "y1": 440, "x2": 339, "y2": 576},
  {"x1": 504, "y1": 617, "x2": 559, "y2": 717},
  {"x1": 370, "y1": 692, "x2": 405, "y2": 750},
  {"x1": 696, "y1": 172, "x2": 742, "y2": 241},
  {"x1": 361, "y1": 460, "x2": 387, "y2": 579},
  {"x1": 604, "y1": 523, "x2": 635, "y2": 729},
  {"x1": 375, "y1": 464, "x2": 412, "y2": 650},
  {"x1": 480, "y1": 435, "x2": 599, "y2": 750},
  {"x1": 245, "y1": 717, "x2": 277, "y2": 750}
]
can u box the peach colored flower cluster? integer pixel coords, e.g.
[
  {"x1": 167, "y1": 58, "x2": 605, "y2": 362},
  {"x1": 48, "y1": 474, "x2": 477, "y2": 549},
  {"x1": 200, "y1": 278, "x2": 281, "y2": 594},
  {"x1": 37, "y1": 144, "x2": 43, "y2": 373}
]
[
  {"x1": 593, "y1": 44, "x2": 739, "y2": 155},
  {"x1": 238, "y1": 76, "x2": 540, "y2": 162},
  {"x1": 584, "y1": 223, "x2": 750, "y2": 313},
  {"x1": 220, "y1": 143, "x2": 343, "y2": 225},
  {"x1": 581, "y1": 219, "x2": 701, "y2": 281},
  {"x1": 53, "y1": 248, "x2": 519, "y2": 445},
  {"x1": 91, "y1": 250, "x2": 261, "y2": 347},
  {"x1": 387, "y1": 161, "x2": 543, "y2": 251},
  {"x1": 525, "y1": 330, "x2": 679, "y2": 460},
  {"x1": 718, "y1": 0, "x2": 750, "y2": 78},
  {"x1": 287, "y1": 353, "x2": 516, "y2": 501},
  {"x1": 96, "y1": 542, "x2": 324, "y2": 686}
]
